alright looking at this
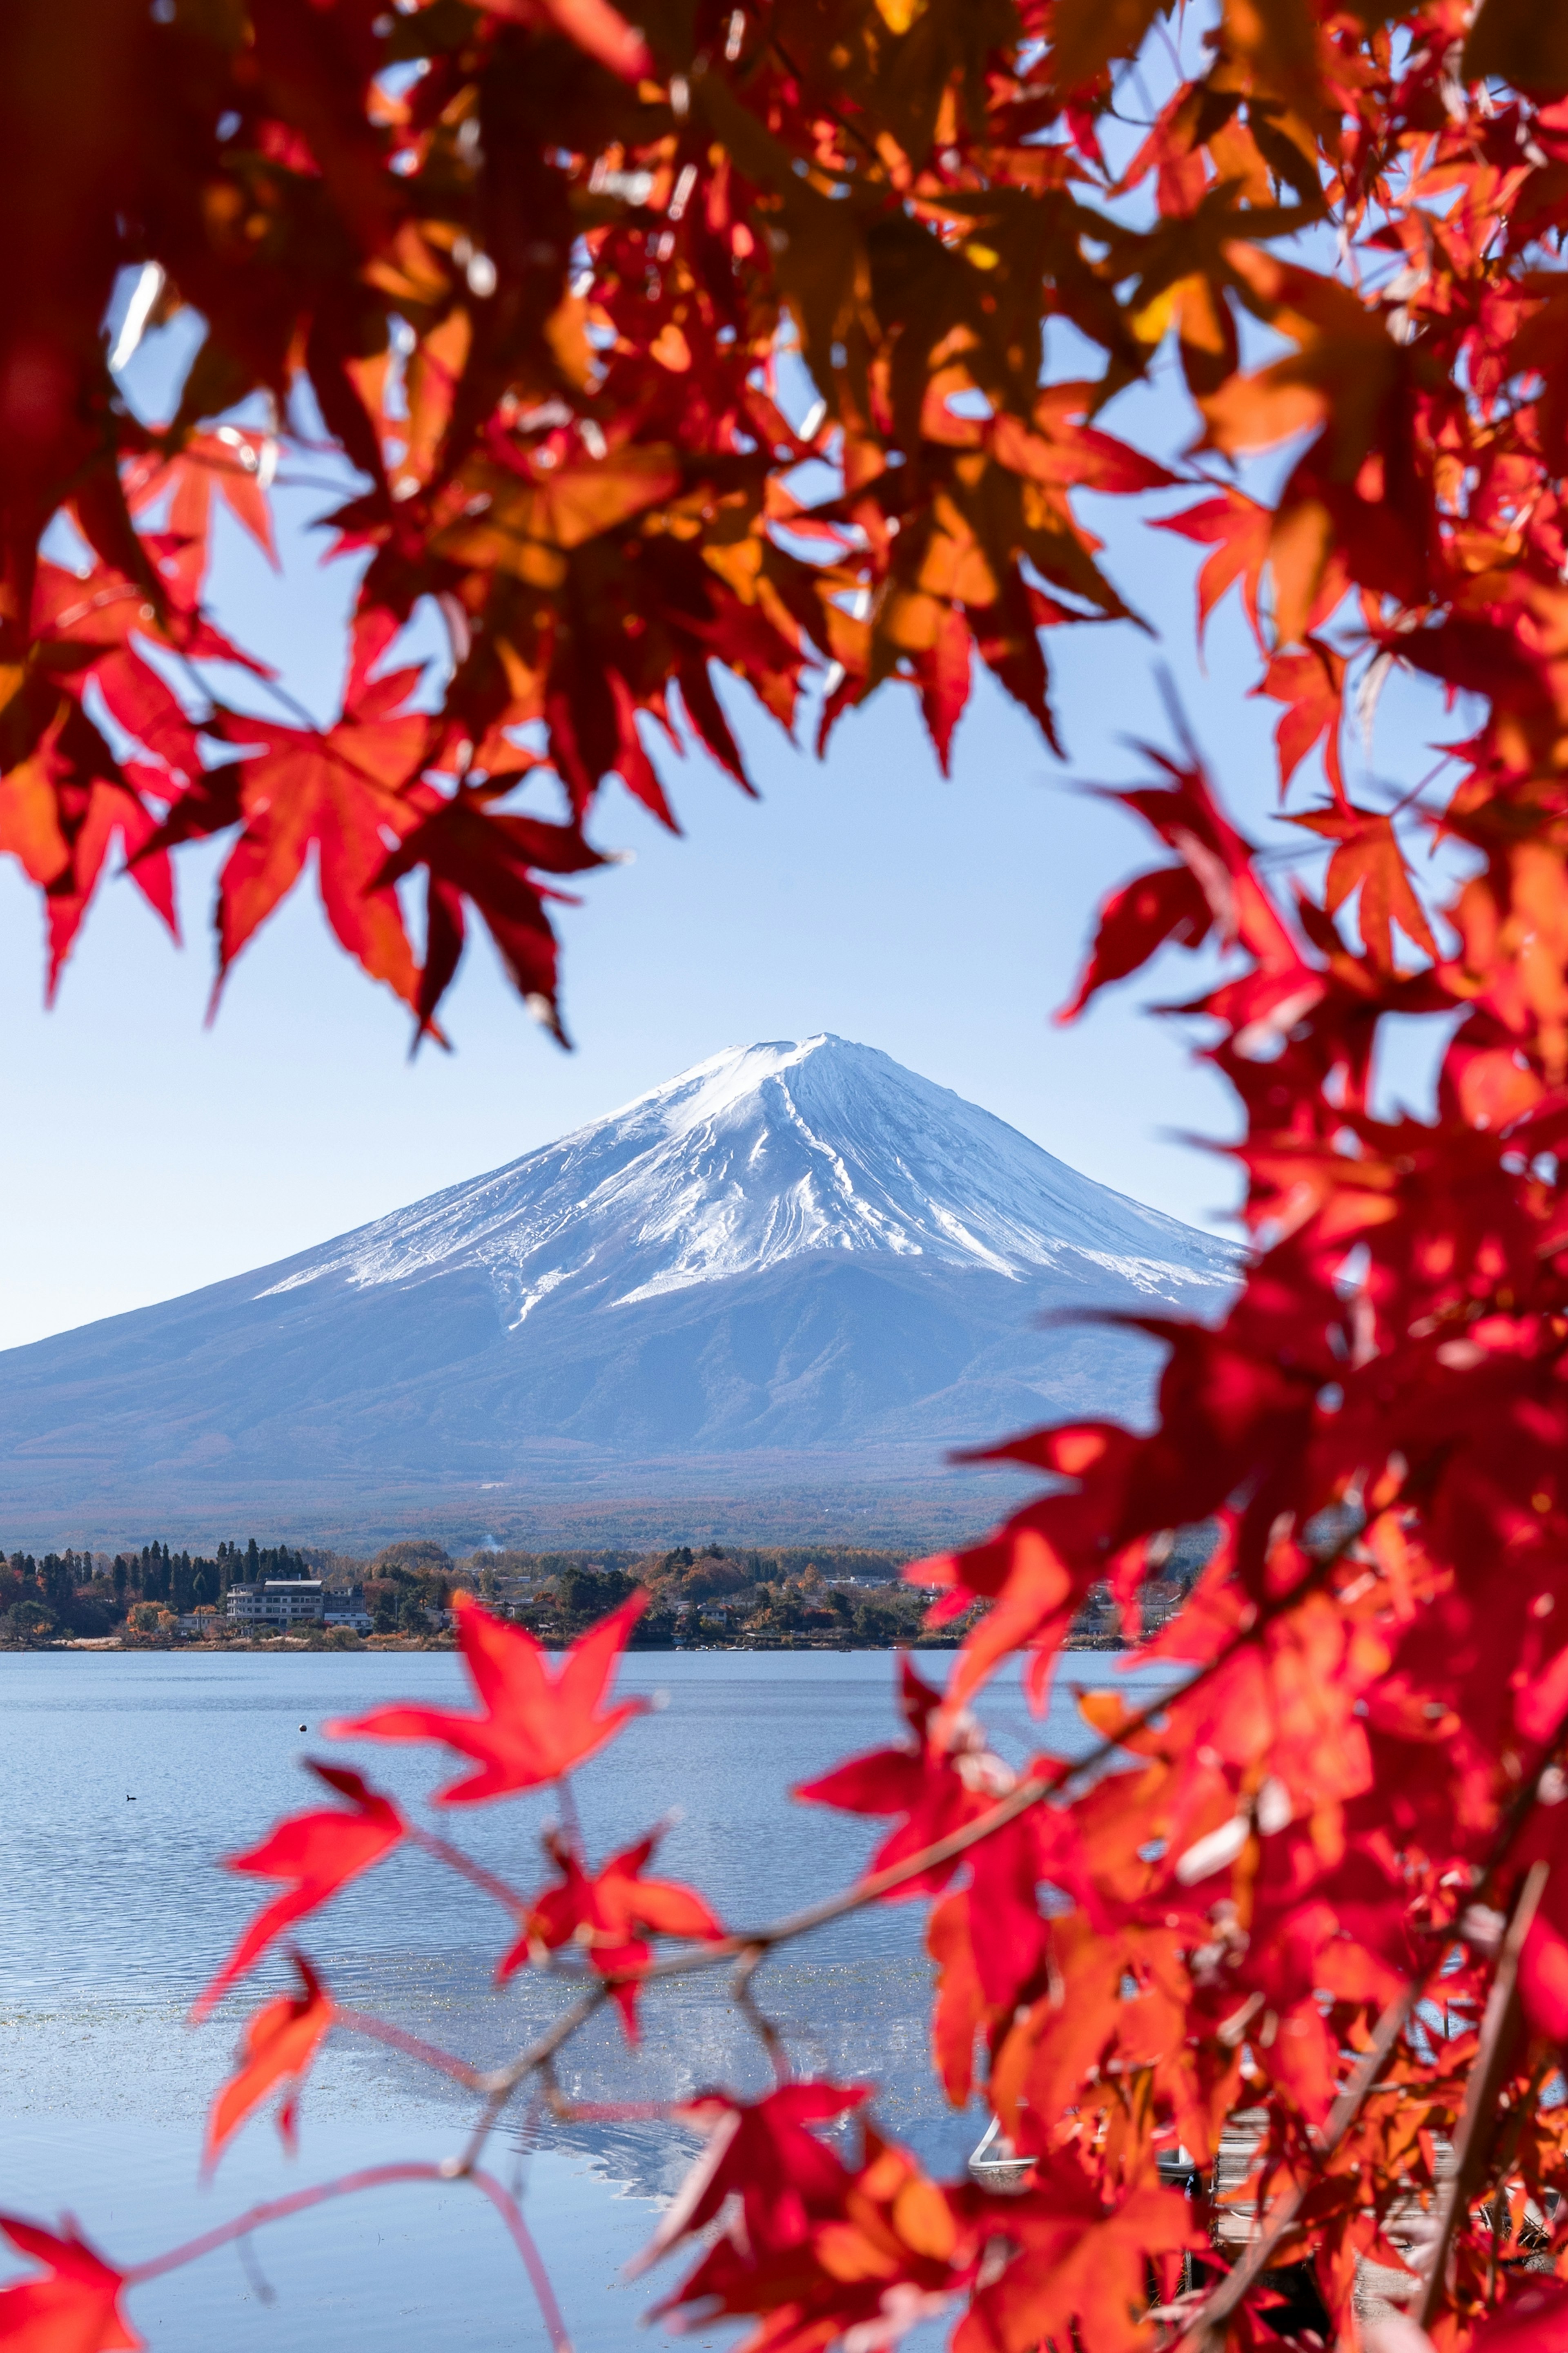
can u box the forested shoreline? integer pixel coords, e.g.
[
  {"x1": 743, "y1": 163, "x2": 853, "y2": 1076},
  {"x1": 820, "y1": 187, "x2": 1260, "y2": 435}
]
[{"x1": 0, "y1": 1530, "x2": 1210, "y2": 1651}]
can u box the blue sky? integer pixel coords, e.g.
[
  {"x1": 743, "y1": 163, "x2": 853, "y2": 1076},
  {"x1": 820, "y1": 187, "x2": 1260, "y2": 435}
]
[{"x1": 0, "y1": 335, "x2": 1457, "y2": 1352}]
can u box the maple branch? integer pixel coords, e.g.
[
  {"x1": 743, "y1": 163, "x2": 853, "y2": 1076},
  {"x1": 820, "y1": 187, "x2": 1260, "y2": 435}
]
[
  {"x1": 408, "y1": 1824, "x2": 528, "y2": 1917},
  {"x1": 466, "y1": 2166, "x2": 575, "y2": 2353},
  {"x1": 333, "y1": 2007, "x2": 488, "y2": 2090},
  {"x1": 1177, "y1": 1738, "x2": 1568, "y2": 2353},
  {"x1": 456, "y1": 1550, "x2": 1353, "y2": 2169},
  {"x1": 731, "y1": 1943, "x2": 791, "y2": 2084},
  {"x1": 554, "y1": 1773, "x2": 587, "y2": 1862},
  {"x1": 1414, "y1": 1861, "x2": 1550, "y2": 2331},
  {"x1": 459, "y1": 1982, "x2": 615, "y2": 2173},
  {"x1": 122, "y1": 2155, "x2": 571, "y2": 2351}
]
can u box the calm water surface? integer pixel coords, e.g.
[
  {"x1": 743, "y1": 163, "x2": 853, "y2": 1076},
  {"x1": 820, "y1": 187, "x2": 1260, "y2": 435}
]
[{"x1": 0, "y1": 1648, "x2": 1178, "y2": 2351}]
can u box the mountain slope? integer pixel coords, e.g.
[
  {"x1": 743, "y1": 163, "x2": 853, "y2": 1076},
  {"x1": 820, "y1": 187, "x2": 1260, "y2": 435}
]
[{"x1": 0, "y1": 1037, "x2": 1236, "y2": 1546}]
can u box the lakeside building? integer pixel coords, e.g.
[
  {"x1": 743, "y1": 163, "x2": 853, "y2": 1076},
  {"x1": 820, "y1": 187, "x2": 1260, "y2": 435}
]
[{"x1": 225, "y1": 1581, "x2": 372, "y2": 1633}]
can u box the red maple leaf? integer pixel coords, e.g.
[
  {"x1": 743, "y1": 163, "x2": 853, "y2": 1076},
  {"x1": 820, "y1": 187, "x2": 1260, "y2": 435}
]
[
  {"x1": 327, "y1": 1591, "x2": 649, "y2": 1803},
  {"x1": 499, "y1": 1824, "x2": 724, "y2": 2035},
  {"x1": 651, "y1": 2126, "x2": 971, "y2": 2353},
  {"x1": 481, "y1": 0, "x2": 653, "y2": 82},
  {"x1": 192, "y1": 1764, "x2": 405, "y2": 2021},
  {"x1": 955, "y1": 2151, "x2": 1203, "y2": 2353},
  {"x1": 202, "y1": 1952, "x2": 336, "y2": 2171},
  {"x1": 200, "y1": 613, "x2": 434, "y2": 1015},
  {"x1": 373, "y1": 787, "x2": 606, "y2": 1044},
  {"x1": 1471, "y1": 2277, "x2": 1568, "y2": 2353},
  {"x1": 207, "y1": 705, "x2": 426, "y2": 1015},
  {"x1": 0, "y1": 2217, "x2": 140, "y2": 2353},
  {"x1": 1153, "y1": 488, "x2": 1272, "y2": 648},
  {"x1": 1288, "y1": 801, "x2": 1437, "y2": 975},
  {"x1": 630, "y1": 2081, "x2": 870, "y2": 2274},
  {"x1": 1056, "y1": 862, "x2": 1214, "y2": 1021},
  {"x1": 1253, "y1": 636, "x2": 1347, "y2": 801},
  {"x1": 793, "y1": 1657, "x2": 1013, "y2": 1894}
]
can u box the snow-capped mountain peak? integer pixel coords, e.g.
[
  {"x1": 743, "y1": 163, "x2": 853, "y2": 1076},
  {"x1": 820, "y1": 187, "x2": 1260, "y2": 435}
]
[
  {"x1": 0, "y1": 1035, "x2": 1240, "y2": 1538},
  {"x1": 259, "y1": 1035, "x2": 1234, "y2": 1326}
]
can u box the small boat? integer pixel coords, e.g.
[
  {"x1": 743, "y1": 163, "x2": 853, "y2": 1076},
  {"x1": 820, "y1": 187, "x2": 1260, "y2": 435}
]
[{"x1": 967, "y1": 2114, "x2": 1033, "y2": 2195}]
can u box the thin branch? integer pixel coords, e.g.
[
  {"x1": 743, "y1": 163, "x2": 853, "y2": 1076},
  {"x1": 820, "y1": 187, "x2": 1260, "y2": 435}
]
[
  {"x1": 731, "y1": 1944, "x2": 791, "y2": 2085},
  {"x1": 1415, "y1": 1861, "x2": 1550, "y2": 2331},
  {"x1": 1179, "y1": 1751, "x2": 1567, "y2": 2352},
  {"x1": 333, "y1": 2008, "x2": 488, "y2": 2090},
  {"x1": 555, "y1": 1774, "x2": 586, "y2": 1862},
  {"x1": 466, "y1": 2169, "x2": 575, "y2": 2353},
  {"x1": 456, "y1": 1543, "x2": 1359, "y2": 2169},
  {"x1": 123, "y1": 2160, "x2": 573, "y2": 2353},
  {"x1": 408, "y1": 1824, "x2": 528, "y2": 1918},
  {"x1": 459, "y1": 1983, "x2": 614, "y2": 2172}
]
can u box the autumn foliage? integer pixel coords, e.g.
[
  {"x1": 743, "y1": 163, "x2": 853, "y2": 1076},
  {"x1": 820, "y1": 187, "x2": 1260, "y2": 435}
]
[{"x1": 16, "y1": 0, "x2": 1568, "y2": 2350}]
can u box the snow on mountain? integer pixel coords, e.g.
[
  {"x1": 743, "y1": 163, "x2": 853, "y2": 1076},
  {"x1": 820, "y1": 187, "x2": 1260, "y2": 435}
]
[
  {"x1": 0, "y1": 1036, "x2": 1237, "y2": 1546},
  {"x1": 258, "y1": 1036, "x2": 1233, "y2": 1323}
]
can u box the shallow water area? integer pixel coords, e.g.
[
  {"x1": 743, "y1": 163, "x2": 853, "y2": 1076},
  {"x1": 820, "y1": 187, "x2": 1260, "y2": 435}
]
[{"x1": 0, "y1": 1646, "x2": 1182, "y2": 2350}]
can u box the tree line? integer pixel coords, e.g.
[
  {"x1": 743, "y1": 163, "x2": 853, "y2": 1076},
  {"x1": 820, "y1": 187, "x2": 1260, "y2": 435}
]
[{"x1": 0, "y1": 1537, "x2": 319, "y2": 1644}]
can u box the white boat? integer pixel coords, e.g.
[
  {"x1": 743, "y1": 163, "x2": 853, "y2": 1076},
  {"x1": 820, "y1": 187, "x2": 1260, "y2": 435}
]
[{"x1": 967, "y1": 2114, "x2": 1033, "y2": 2194}]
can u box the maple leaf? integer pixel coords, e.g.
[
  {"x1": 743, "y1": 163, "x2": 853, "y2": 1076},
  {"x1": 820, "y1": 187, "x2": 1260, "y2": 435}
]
[
  {"x1": 498, "y1": 1824, "x2": 724, "y2": 2035},
  {"x1": 630, "y1": 2081, "x2": 870, "y2": 2274},
  {"x1": 327, "y1": 1591, "x2": 649, "y2": 1803},
  {"x1": 192, "y1": 1764, "x2": 405, "y2": 2021},
  {"x1": 955, "y1": 2152, "x2": 1203, "y2": 2353},
  {"x1": 1056, "y1": 862, "x2": 1214, "y2": 1021},
  {"x1": 1464, "y1": 0, "x2": 1568, "y2": 97},
  {"x1": 0, "y1": 2217, "x2": 140, "y2": 2353},
  {"x1": 1289, "y1": 804, "x2": 1437, "y2": 974},
  {"x1": 202, "y1": 1952, "x2": 335, "y2": 2172},
  {"x1": 1153, "y1": 490, "x2": 1272, "y2": 649},
  {"x1": 207, "y1": 703, "x2": 426, "y2": 1015},
  {"x1": 794, "y1": 1656, "x2": 1013, "y2": 1894},
  {"x1": 481, "y1": 0, "x2": 653, "y2": 82},
  {"x1": 123, "y1": 428, "x2": 278, "y2": 604},
  {"x1": 1254, "y1": 637, "x2": 1347, "y2": 801},
  {"x1": 652, "y1": 2127, "x2": 970, "y2": 2353},
  {"x1": 373, "y1": 788, "x2": 606, "y2": 1043},
  {"x1": 1471, "y1": 2278, "x2": 1568, "y2": 2353},
  {"x1": 1050, "y1": 0, "x2": 1165, "y2": 90}
]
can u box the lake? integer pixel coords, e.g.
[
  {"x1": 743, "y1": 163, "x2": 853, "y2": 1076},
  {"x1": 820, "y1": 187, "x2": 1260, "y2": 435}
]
[{"x1": 0, "y1": 1647, "x2": 1178, "y2": 2351}]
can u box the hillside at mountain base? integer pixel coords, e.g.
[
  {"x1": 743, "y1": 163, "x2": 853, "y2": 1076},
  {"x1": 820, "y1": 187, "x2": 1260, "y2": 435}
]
[{"x1": 0, "y1": 1037, "x2": 1236, "y2": 1550}]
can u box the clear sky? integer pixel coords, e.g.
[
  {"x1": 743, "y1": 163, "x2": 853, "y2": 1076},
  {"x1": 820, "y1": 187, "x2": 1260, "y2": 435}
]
[{"x1": 0, "y1": 342, "x2": 1456, "y2": 1352}]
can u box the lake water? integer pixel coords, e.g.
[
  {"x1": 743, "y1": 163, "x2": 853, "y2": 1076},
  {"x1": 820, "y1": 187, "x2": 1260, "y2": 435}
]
[{"x1": 0, "y1": 1648, "x2": 1178, "y2": 2352}]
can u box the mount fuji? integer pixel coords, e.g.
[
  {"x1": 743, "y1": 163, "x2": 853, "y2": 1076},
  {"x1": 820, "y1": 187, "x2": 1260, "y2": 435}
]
[{"x1": 0, "y1": 1037, "x2": 1237, "y2": 1549}]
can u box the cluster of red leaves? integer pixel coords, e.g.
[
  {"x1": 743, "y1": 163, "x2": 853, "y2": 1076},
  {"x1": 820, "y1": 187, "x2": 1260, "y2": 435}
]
[
  {"x1": 184, "y1": 1595, "x2": 726, "y2": 2130},
  {"x1": 0, "y1": 0, "x2": 1420, "y2": 1036}
]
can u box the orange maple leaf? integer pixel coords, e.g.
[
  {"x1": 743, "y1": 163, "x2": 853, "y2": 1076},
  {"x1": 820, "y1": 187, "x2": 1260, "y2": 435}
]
[
  {"x1": 1289, "y1": 802, "x2": 1436, "y2": 972},
  {"x1": 1254, "y1": 635, "x2": 1347, "y2": 800},
  {"x1": 203, "y1": 1952, "x2": 335, "y2": 2171}
]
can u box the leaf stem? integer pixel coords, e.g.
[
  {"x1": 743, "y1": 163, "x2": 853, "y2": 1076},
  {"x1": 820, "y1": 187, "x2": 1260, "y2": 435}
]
[
  {"x1": 333, "y1": 2007, "x2": 488, "y2": 2090},
  {"x1": 408, "y1": 1824, "x2": 529, "y2": 1917},
  {"x1": 122, "y1": 2161, "x2": 573, "y2": 2353}
]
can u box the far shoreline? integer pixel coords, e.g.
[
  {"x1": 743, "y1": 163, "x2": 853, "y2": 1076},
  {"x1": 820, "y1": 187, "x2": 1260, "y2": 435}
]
[{"x1": 25, "y1": 1632, "x2": 1135, "y2": 1656}]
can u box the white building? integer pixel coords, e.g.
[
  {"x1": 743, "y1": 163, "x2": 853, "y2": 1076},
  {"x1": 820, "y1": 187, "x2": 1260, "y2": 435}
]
[
  {"x1": 324, "y1": 1593, "x2": 372, "y2": 1633},
  {"x1": 225, "y1": 1579, "x2": 326, "y2": 1627}
]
